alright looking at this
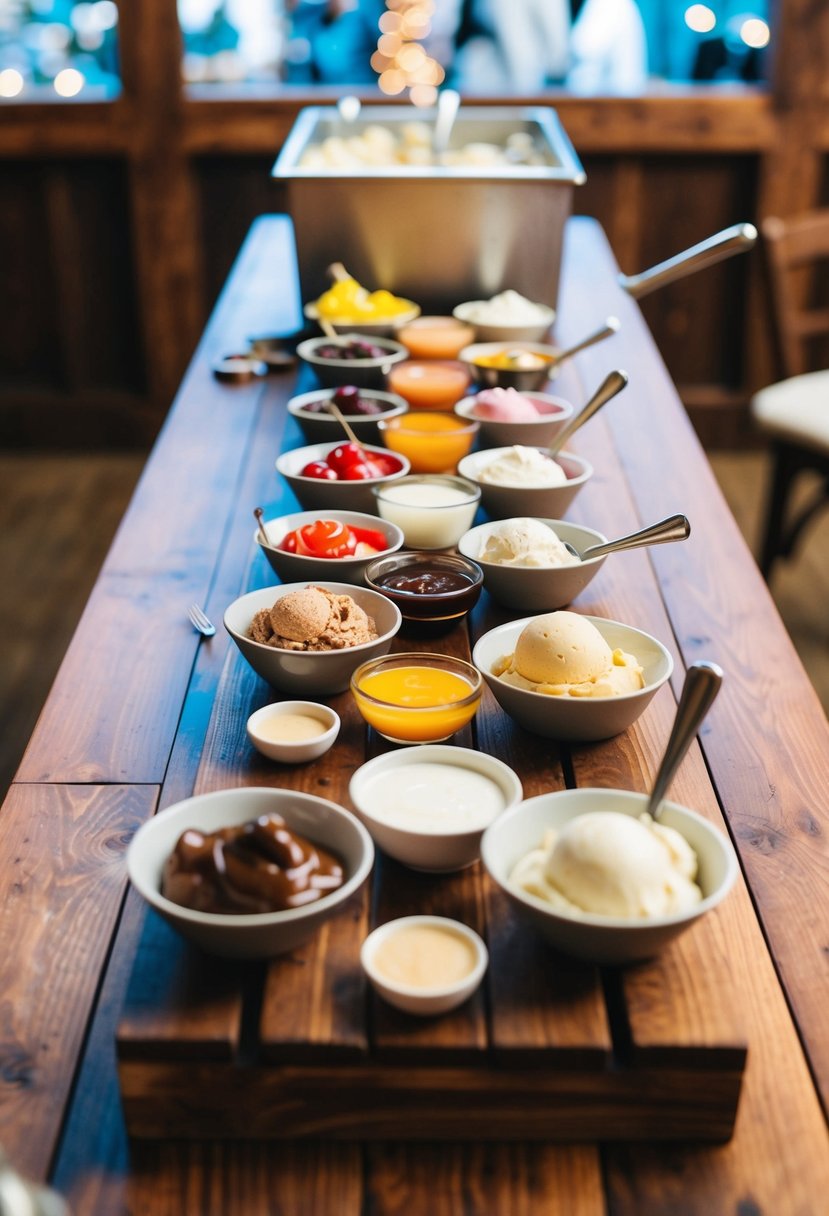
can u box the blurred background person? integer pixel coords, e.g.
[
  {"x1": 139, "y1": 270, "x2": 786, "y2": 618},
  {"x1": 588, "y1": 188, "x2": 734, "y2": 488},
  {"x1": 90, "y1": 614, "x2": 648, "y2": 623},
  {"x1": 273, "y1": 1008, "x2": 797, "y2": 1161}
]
[{"x1": 567, "y1": 0, "x2": 648, "y2": 94}]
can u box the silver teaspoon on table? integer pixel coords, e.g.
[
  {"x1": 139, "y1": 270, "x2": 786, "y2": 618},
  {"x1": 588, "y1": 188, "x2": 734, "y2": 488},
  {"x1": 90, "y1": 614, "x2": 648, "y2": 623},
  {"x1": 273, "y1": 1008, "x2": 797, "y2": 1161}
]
[{"x1": 648, "y1": 661, "x2": 724, "y2": 820}]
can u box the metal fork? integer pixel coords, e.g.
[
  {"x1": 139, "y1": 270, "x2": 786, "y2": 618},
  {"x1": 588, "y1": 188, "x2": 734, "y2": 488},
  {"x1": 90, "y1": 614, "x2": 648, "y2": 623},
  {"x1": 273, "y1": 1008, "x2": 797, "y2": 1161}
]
[{"x1": 188, "y1": 603, "x2": 216, "y2": 637}]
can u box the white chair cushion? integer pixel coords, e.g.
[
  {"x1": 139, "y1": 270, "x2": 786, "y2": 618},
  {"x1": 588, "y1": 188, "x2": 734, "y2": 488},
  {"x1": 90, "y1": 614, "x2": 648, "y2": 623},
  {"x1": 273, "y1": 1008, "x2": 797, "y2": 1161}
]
[{"x1": 751, "y1": 369, "x2": 829, "y2": 451}]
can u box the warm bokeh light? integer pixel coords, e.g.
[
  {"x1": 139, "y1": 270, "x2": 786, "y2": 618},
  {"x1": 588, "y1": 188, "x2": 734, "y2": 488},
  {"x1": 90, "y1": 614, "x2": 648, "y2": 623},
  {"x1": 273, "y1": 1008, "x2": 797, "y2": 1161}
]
[
  {"x1": 685, "y1": 5, "x2": 716, "y2": 34},
  {"x1": 374, "y1": 0, "x2": 444, "y2": 104},
  {"x1": 740, "y1": 17, "x2": 770, "y2": 48},
  {"x1": 54, "y1": 67, "x2": 85, "y2": 97},
  {"x1": 0, "y1": 68, "x2": 25, "y2": 98}
]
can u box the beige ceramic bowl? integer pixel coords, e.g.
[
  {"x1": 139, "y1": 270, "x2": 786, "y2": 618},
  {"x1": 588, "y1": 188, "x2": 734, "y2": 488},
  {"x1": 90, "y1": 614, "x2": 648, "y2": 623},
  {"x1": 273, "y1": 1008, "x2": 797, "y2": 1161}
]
[
  {"x1": 481, "y1": 788, "x2": 738, "y2": 964},
  {"x1": 224, "y1": 582, "x2": 401, "y2": 696},
  {"x1": 361, "y1": 915, "x2": 488, "y2": 1016},
  {"x1": 349, "y1": 744, "x2": 522, "y2": 871},
  {"x1": 457, "y1": 446, "x2": 592, "y2": 520},
  {"x1": 255, "y1": 510, "x2": 405, "y2": 586},
  {"x1": 304, "y1": 301, "x2": 420, "y2": 338},
  {"x1": 127, "y1": 786, "x2": 374, "y2": 959},
  {"x1": 457, "y1": 518, "x2": 608, "y2": 612},
  {"x1": 276, "y1": 441, "x2": 411, "y2": 514},
  {"x1": 246, "y1": 700, "x2": 340, "y2": 764},
  {"x1": 297, "y1": 334, "x2": 409, "y2": 389},
  {"x1": 472, "y1": 614, "x2": 673, "y2": 741},
  {"x1": 454, "y1": 391, "x2": 573, "y2": 450},
  {"x1": 452, "y1": 301, "x2": 555, "y2": 345},
  {"x1": 288, "y1": 387, "x2": 409, "y2": 445},
  {"x1": 459, "y1": 341, "x2": 560, "y2": 392}
]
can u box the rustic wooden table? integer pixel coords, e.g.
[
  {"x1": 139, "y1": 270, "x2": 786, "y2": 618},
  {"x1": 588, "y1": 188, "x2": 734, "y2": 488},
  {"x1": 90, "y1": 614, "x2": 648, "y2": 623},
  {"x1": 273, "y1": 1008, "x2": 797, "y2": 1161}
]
[{"x1": 2, "y1": 216, "x2": 827, "y2": 1215}]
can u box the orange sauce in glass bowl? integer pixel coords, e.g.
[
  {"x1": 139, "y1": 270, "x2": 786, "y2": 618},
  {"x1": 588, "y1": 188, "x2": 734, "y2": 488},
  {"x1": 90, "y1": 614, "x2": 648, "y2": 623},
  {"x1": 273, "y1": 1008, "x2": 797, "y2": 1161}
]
[
  {"x1": 387, "y1": 360, "x2": 472, "y2": 410},
  {"x1": 351, "y1": 656, "x2": 482, "y2": 744},
  {"x1": 378, "y1": 412, "x2": 479, "y2": 474},
  {"x1": 396, "y1": 316, "x2": 475, "y2": 360}
]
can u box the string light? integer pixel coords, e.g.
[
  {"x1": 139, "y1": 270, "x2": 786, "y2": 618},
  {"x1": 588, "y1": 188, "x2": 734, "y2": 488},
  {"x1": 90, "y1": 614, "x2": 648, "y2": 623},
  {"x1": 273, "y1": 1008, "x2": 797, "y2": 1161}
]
[{"x1": 373, "y1": 1, "x2": 443, "y2": 106}]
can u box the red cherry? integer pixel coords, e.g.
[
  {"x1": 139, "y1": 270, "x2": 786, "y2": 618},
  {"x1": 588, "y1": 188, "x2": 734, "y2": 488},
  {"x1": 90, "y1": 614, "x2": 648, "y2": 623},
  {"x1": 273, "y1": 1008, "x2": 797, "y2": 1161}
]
[
  {"x1": 301, "y1": 460, "x2": 338, "y2": 480},
  {"x1": 368, "y1": 454, "x2": 401, "y2": 476},
  {"x1": 341, "y1": 461, "x2": 375, "y2": 480},
  {"x1": 326, "y1": 442, "x2": 364, "y2": 475}
]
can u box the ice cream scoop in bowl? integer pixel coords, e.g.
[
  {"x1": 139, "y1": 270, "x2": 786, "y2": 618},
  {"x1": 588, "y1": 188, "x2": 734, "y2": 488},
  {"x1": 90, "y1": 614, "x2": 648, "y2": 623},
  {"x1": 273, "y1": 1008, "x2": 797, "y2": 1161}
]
[
  {"x1": 459, "y1": 514, "x2": 690, "y2": 612},
  {"x1": 481, "y1": 662, "x2": 737, "y2": 964},
  {"x1": 472, "y1": 610, "x2": 673, "y2": 741}
]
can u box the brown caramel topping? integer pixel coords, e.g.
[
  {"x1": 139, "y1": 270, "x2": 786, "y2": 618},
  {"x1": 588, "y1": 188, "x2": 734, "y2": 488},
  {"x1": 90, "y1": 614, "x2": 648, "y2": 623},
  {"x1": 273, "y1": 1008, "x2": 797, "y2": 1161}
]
[{"x1": 161, "y1": 812, "x2": 345, "y2": 914}]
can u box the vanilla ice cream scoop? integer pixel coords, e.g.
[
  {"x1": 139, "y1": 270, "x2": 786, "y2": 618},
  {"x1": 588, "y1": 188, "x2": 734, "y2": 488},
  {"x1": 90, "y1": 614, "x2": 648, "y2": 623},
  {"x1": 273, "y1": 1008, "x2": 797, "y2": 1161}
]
[
  {"x1": 510, "y1": 811, "x2": 702, "y2": 919},
  {"x1": 492, "y1": 611, "x2": 644, "y2": 697},
  {"x1": 514, "y1": 611, "x2": 611, "y2": 684},
  {"x1": 480, "y1": 518, "x2": 580, "y2": 568},
  {"x1": 477, "y1": 445, "x2": 566, "y2": 488}
]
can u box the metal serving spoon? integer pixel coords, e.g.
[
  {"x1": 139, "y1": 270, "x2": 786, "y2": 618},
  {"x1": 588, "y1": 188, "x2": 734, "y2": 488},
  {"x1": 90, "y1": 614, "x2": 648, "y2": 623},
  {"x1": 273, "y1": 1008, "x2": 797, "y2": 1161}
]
[
  {"x1": 648, "y1": 661, "x2": 723, "y2": 820},
  {"x1": 433, "y1": 88, "x2": 460, "y2": 161},
  {"x1": 548, "y1": 369, "x2": 628, "y2": 457},
  {"x1": 564, "y1": 513, "x2": 690, "y2": 561},
  {"x1": 547, "y1": 316, "x2": 620, "y2": 372}
]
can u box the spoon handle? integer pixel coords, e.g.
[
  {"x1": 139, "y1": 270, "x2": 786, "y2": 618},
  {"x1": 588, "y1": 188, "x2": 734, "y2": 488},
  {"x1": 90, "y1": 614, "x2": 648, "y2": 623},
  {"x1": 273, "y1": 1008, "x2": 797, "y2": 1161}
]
[
  {"x1": 548, "y1": 369, "x2": 628, "y2": 457},
  {"x1": 581, "y1": 513, "x2": 690, "y2": 560},
  {"x1": 648, "y1": 662, "x2": 723, "y2": 820},
  {"x1": 549, "y1": 316, "x2": 620, "y2": 369}
]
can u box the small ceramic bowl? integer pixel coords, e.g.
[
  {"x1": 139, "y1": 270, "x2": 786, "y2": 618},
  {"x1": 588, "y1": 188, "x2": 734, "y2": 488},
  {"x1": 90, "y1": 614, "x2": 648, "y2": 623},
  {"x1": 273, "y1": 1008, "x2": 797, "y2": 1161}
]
[
  {"x1": 458, "y1": 341, "x2": 560, "y2": 392},
  {"x1": 457, "y1": 447, "x2": 592, "y2": 521},
  {"x1": 373, "y1": 474, "x2": 481, "y2": 549},
  {"x1": 454, "y1": 391, "x2": 573, "y2": 450},
  {"x1": 246, "y1": 700, "x2": 340, "y2": 764},
  {"x1": 127, "y1": 786, "x2": 374, "y2": 959},
  {"x1": 457, "y1": 518, "x2": 608, "y2": 612},
  {"x1": 350, "y1": 652, "x2": 483, "y2": 745},
  {"x1": 297, "y1": 334, "x2": 409, "y2": 389},
  {"x1": 256, "y1": 510, "x2": 405, "y2": 586},
  {"x1": 452, "y1": 300, "x2": 556, "y2": 345},
  {"x1": 288, "y1": 388, "x2": 409, "y2": 445},
  {"x1": 276, "y1": 441, "x2": 411, "y2": 514},
  {"x1": 378, "y1": 412, "x2": 479, "y2": 474},
  {"x1": 304, "y1": 300, "x2": 420, "y2": 338},
  {"x1": 364, "y1": 550, "x2": 483, "y2": 633},
  {"x1": 361, "y1": 915, "x2": 489, "y2": 1015},
  {"x1": 349, "y1": 744, "x2": 522, "y2": 872},
  {"x1": 472, "y1": 614, "x2": 673, "y2": 741},
  {"x1": 481, "y1": 789, "x2": 739, "y2": 965},
  {"x1": 224, "y1": 582, "x2": 402, "y2": 696}
]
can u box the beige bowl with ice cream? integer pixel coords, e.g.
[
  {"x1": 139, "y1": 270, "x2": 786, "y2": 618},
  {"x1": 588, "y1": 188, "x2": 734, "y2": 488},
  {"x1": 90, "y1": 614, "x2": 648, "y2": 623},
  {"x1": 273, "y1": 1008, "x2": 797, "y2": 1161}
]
[
  {"x1": 457, "y1": 445, "x2": 591, "y2": 520},
  {"x1": 481, "y1": 788, "x2": 738, "y2": 964},
  {"x1": 458, "y1": 517, "x2": 608, "y2": 611},
  {"x1": 454, "y1": 391, "x2": 573, "y2": 450},
  {"x1": 224, "y1": 582, "x2": 401, "y2": 696},
  {"x1": 472, "y1": 611, "x2": 673, "y2": 741}
]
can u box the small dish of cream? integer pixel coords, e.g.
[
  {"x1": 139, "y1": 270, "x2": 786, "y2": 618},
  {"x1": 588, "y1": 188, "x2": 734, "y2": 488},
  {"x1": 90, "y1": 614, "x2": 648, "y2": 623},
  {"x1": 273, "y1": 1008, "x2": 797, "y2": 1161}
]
[
  {"x1": 361, "y1": 915, "x2": 488, "y2": 1016},
  {"x1": 246, "y1": 700, "x2": 340, "y2": 764}
]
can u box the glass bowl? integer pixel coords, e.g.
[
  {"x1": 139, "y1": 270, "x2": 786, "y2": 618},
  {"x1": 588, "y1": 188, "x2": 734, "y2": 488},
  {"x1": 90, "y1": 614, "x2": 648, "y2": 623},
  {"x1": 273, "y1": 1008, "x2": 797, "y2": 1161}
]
[
  {"x1": 364, "y1": 550, "x2": 483, "y2": 636},
  {"x1": 378, "y1": 412, "x2": 479, "y2": 474},
  {"x1": 350, "y1": 652, "x2": 483, "y2": 745},
  {"x1": 372, "y1": 474, "x2": 481, "y2": 549}
]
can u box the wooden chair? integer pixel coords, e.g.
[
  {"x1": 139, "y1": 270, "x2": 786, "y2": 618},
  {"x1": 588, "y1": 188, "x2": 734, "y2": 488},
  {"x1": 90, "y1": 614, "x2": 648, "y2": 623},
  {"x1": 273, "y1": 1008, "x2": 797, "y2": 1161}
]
[{"x1": 751, "y1": 211, "x2": 829, "y2": 577}]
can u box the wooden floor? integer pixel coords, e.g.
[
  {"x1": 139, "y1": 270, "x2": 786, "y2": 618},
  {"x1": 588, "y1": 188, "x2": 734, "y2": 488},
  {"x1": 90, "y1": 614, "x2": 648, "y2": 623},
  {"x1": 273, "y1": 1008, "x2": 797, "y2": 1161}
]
[{"x1": 1, "y1": 447, "x2": 827, "y2": 797}]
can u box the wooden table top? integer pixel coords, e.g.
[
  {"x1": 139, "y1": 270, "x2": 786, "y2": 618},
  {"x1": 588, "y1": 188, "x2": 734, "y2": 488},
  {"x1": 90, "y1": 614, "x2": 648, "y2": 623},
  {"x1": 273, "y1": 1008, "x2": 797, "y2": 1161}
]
[{"x1": 2, "y1": 216, "x2": 827, "y2": 1214}]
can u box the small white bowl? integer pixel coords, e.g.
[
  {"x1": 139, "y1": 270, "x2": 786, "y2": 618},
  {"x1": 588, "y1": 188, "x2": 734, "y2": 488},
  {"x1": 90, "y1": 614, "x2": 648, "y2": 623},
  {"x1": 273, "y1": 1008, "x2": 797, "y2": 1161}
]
[
  {"x1": 481, "y1": 789, "x2": 738, "y2": 964},
  {"x1": 224, "y1": 582, "x2": 402, "y2": 696},
  {"x1": 454, "y1": 392, "x2": 573, "y2": 450},
  {"x1": 472, "y1": 614, "x2": 673, "y2": 741},
  {"x1": 452, "y1": 301, "x2": 555, "y2": 345},
  {"x1": 458, "y1": 518, "x2": 608, "y2": 611},
  {"x1": 276, "y1": 441, "x2": 411, "y2": 514},
  {"x1": 246, "y1": 700, "x2": 340, "y2": 764},
  {"x1": 297, "y1": 334, "x2": 409, "y2": 389},
  {"x1": 288, "y1": 388, "x2": 409, "y2": 445},
  {"x1": 127, "y1": 786, "x2": 374, "y2": 959},
  {"x1": 457, "y1": 446, "x2": 592, "y2": 521},
  {"x1": 361, "y1": 915, "x2": 488, "y2": 1016},
  {"x1": 256, "y1": 510, "x2": 405, "y2": 586},
  {"x1": 304, "y1": 301, "x2": 421, "y2": 339},
  {"x1": 349, "y1": 744, "x2": 523, "y2": 871}
]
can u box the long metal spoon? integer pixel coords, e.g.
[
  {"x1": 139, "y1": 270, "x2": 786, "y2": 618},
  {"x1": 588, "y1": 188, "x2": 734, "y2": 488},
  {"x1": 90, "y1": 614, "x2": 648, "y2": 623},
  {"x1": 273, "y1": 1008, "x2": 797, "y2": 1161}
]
[
  {"x1": 253, "y1": 507, "x2": 271, "y2": 547},
  {"x1": 548, "y1": 369, "x2": 628, "y2": 457},
  {"x1": 647, "y1": 661, "x2": 723, "y2": 820},
  {"x1": 433, "y1": 88, "x2": 460, "y2": 161},
  {"x1": 548, "y1": 316, "x2": 620, "y2": 371},
  {"x1": 565, "y1": 513, "x2": 690, "y2": 561}
]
